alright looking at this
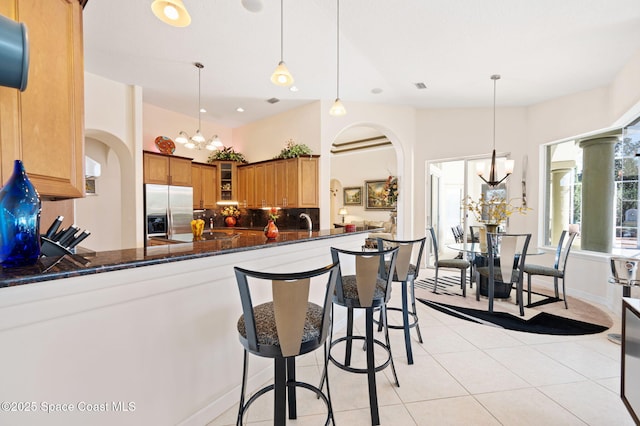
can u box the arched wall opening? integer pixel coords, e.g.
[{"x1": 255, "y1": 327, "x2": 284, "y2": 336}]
[{"x1": 75, "y1": 129, "x2": 139, "y2": 251}]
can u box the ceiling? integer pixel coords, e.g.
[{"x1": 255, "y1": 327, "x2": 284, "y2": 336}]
[{"x1": 83, "y1": 0, "x2": 640, "y2": 129}]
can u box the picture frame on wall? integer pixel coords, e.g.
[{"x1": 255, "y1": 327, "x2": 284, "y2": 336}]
[
  {"x1": 481, "y1": 183, "x2": 507, "y2": 221},
  {"x1": 343, "y1": 187, "x2": 362, "y2": 206},
  {"x1": 365, "y1": 180, "x2": 392, "y2": 210}
]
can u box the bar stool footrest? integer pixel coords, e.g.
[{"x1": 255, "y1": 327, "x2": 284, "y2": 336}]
[
  {"x1": 238, "y1": 381, "x2": 334, "y2": 425},
  {"x1": 378, "y1": 306, "x2": 420, "y2": 330},
  {"x1": 328, "y1": 335, "x2": 392, "y2": 374}
]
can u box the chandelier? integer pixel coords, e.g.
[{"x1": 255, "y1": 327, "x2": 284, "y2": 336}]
[
  {"x1": 175, "y1": 62, "x2": 224, "y2": 151},
  {"x1": 476, "y1": 74, "x2": 514, "y2": 187}
]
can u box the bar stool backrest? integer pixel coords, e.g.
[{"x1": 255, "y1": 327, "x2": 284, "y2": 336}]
[
  {"x1": 377, "y1": 237, "x2": 426, "y2": 282},
  {"x1": 330, "y1": 246, "x2": 399, "y2": 308},
  {"x1": 234, "y1": 262, "x2": 340, "y2": 357}
]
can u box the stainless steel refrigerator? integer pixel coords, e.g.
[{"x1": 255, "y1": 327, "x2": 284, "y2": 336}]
[{"x1": 145, "y1": 184, "x2": 193, "y2": 239}]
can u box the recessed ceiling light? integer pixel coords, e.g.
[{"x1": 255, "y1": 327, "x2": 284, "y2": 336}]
[
  {"x1": 289, "y1": 86, "x2": 299, "y2": 92},
  {"x1": 200, "y1": 108, "x2": 207, "y2": 113},
  {"x1": 236, "y1": 107, "x2": 245, "y2": 112},
  {"x1": 371, "y1": 88, "x2": 383, "y2": 94},
  {"x1": 266, "y1": 97, "x2": 280, "y2": 104},
  {"x1": 414, "y1": 82, "x2": 427, "y2": 90}
]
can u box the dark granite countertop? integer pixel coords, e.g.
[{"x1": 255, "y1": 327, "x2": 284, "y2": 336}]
[{"x1": 0, "y1": 228, "x2": 369, "y2": 288}]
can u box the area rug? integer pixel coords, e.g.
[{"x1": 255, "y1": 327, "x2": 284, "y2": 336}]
[
  {"x1": 419, "y1": 300, "x2": 609, "y2": 335},
  {"x1": 414, "y1": 273, "x2": 613, "y2": 335}
]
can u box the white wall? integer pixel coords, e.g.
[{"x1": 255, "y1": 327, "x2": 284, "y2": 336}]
[
  {"x1": 143, "y1": 104, "x2": 233, "y2": 164},
  {"x1": 232, "y1": 101, "x2": 322, "y2": 163}
]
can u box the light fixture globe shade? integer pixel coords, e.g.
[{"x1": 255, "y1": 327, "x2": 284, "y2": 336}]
[
  {"x1": 151, "y1": 0, "x2": 191, "y2": 27},
  {"x1": 184, "y1": 140, "x2": 196, "y2": 149},
  {"x1": 175, "y1": 131, "x2": 189, "y2": 144},
  {"x1": 205, "y1": 142, "x2": 216, "y2": 151},
  {"x1": 241, "y1": 0, "x2": 263, "y2": 13},
  {"x1": 271, "y1": 61, "x2": 294, "y2": 86},
  {"x1": 192, "y1": 130, "x2": 205, "y2": 143},
  {"x1": 338, "y1": 208, "x2": 348, "y2": 215},
  {"x1": 329, "y1": 98, "x2": 347, "y2": 116},
  {"x1": 504, "y1": 159, "x2": 515, "y2": 175}
]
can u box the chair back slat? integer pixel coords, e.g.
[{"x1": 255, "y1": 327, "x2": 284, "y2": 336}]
[
  {"x1": 272, "y1": 278, "x2": 310, "y2": 357},
  {"x1": 377, "y1": 237, "x2": 426, "y2": 281},
  {"x1": 557, "y1": 231, "x2": 577, "y2": 272},
  {"x1": 355, "y1": 255, "x2": 381, "y2": 307}
]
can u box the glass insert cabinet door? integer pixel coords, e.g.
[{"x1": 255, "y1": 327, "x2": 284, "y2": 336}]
[{"x1": 220, "y1": 163, "x2": 233, "y2": 200}]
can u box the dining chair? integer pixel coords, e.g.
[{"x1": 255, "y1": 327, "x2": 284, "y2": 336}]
[
  {"x1": 234, "y1": 262, "x2": 340, "y2": 426},
  {"x1": 475, "y1": 233, "x2": 531, "y2": 315},
  {"x1": 428, "y1": 227, "x2": 471, "y2": 296},
  {"x1": 469, "y1": 225, "x2": 483, "y2": 243},
  {"x1": 523, "y1": 230, "x2": 577, "y2": 309}
]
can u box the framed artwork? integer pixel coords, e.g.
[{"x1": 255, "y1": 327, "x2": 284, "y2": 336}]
[
  {"x1": 365, "y1": 180, "x2": 392, "y2": 210},
  {"x1": 481, "y1": 183, "x2": 507, "y2": 221},
  {"x1": 343, "y1": 186, "x2": 362, "y2": 206}
]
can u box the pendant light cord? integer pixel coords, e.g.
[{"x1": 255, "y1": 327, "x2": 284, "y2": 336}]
[
  {"x1": 280, "y1": 0, "x2": 284, "y2": 62},
  {"x1": 336, "y1": 0, "x2": 340, "y2": 98}
]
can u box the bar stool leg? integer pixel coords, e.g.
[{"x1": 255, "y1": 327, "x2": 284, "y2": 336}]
[
  {"x1": 345, "y1": 308, "x2": 354, "y2": 367},
  {"x1": 274, "y1": 357, "x2": 286, "y2": 426},
  {"x1": 365, "y1": 307, "x2": 380, "y2": 425},
  {"x1": 409, "y1": 277, "x2": 423, "y2": 343},
  {"x1": 236, "y1": 351, "x2": 249, "y2": 426},
  {"x1": 401, "y1": 281, "x2": 413, "y2": 364},
  {"x1": 287, "y1": 357, "x2": 297, "y2": 420}
]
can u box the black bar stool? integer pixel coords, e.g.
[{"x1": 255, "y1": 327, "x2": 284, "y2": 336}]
[
  {"x1": 234, "y1": 262, "x2": 340, "y2": 426},
  {"x1": 322, "y1": 246, "x2": 400, "y2": 426},
  {"x1": 376, "y1": 237, "x2": 426, "y2": 365}
]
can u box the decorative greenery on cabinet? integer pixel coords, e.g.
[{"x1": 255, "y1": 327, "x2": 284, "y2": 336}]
[
  {"x1": 274, "y1": 139, "x2": 313, "y2": 159},
  {"x1": 207, "y1": 147, "x2": 247, "y2": 163}
]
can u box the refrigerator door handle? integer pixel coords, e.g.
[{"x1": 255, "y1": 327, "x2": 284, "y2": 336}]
[{"x1": 167, "y1": 208, "x2": 173, "y2": 238}]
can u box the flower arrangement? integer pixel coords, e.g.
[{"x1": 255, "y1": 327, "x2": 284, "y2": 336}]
[
  {"x1": 463, "y1": 194, "x2": 529, "y2": 224},
  {"x1": 220, "y1": 205, "x2": 241, "y2": 218},
  {"x1": 383, "y1": 176, "x2": 399, "y2": 207},
  {"x1": 268, "y1": 207, "x2": 279, "y2": 222},
  {"x1": 207, "y1": 147, "x2": 247, "y2": 163},
  {"x1": 274, "y1": 139, "x2": 313, "y2": 159}
]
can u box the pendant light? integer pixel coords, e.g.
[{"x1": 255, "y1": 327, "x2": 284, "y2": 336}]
[
  {"x1": 329, "y1": 0, "x2": 346, "y2": 116},
  {"x1": 476, "y1": 74, "x2": 514, "y2": 187},
  {"x1": 270, "y1": 0, "x2": 294, "y2": 86},
  {"x1": 151, "y1": 0, "x2": 191, "y2": 27},
  {"x1": 175, "y1": 63, "x2": 223, "y2": 151}
]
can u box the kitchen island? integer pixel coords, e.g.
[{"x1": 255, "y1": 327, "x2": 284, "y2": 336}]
[{"x1": 0, "y1": 228, "x2": 368, "y2": 426}]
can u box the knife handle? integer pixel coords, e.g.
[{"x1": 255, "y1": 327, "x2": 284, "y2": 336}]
[
  {"x1": 58, "y1": 226, "x2": 80, "y2": 247},
  {"x1": 44, "y1": 216, "x2": 64, "y2": 239},
  {"x1": 67, "y1": 230, "x2": 90, "y2": 249}
]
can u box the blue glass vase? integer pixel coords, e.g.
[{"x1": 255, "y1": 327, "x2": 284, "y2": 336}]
[{"x1": 0, "y1": 160, "x2": 41, "y2": 267}]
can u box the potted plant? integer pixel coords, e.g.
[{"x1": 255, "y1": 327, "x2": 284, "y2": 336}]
[
  {"x1": 220, "y1": 205, "x2": 242, "y2": 227},
  {"x1": 207, "y1": 147, "x2": 247, "y2": 163},
  {"x1": 274, "y1": 139, "x2": 312, "y2": 159}
]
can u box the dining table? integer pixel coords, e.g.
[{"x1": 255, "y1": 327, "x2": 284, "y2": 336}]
[{"x1": 446, "y1": 242, "x2": 546, "y2": 303}]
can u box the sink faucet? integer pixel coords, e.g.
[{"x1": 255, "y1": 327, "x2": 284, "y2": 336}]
[{"x1": 300, "y1": 213, "x2": 312, "y2": 231}]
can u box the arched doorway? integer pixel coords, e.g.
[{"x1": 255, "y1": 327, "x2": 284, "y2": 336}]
[{"x1": 330, "y1": 125, "x2": 398, "y2": 231}]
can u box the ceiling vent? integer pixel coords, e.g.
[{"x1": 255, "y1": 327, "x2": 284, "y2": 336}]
[
  {"x1": 266, "y1": 97, "x2": 280, "y2": 104},
  {"x1": 414, "y1": 82, "x2": 427, "y2": 90}
]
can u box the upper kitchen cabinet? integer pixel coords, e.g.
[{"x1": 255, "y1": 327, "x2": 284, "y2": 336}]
[
  {"x1": 143, "y1": 151, "x2": 192, "y2": 187},
  {"x1": 0, "y1": 0, "x2": 85, "y2": 199},
  {"x1": 192, "y1": 162, "x2": 217, "y2": 209},
  {"x1": 238, "y1": 156, "x2": 319, "y2": 208},
  {"x1": 208, "y1": 160, "x2": 238, "y2": 202}
]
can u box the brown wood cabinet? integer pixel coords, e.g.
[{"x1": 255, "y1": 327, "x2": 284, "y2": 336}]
[
  {"x1": 0, "y1": 0, "x2": 85, "y2": 199},
  {"x1": 143, "y1": 151, "x2": 192, "y2": 186},
  {"x1": 208, "y1": 161, "x2": 238, "y2": 202},
  {"x1": 238, "y1": 156, "x2": 319, "y2": 208},
  {"x1": 192, "y1": 163, "x2": 217, "y2": 209}
]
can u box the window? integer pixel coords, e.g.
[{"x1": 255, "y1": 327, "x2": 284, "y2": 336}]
[{"x1": 544, "y1": 117, "x2": 640, "y2": 254}]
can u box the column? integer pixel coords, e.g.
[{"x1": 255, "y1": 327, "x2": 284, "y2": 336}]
[
  {"x1": 578, "y1": 136, "x2": 618, "y2": 253},
  {"x1": 550, "y1": 161, "x2": 575, "y2": 244}
]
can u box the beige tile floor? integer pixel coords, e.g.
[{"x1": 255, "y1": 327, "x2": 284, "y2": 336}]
[{"x1": 208, "y1": 270, "x2": 635, "y2": 425}]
